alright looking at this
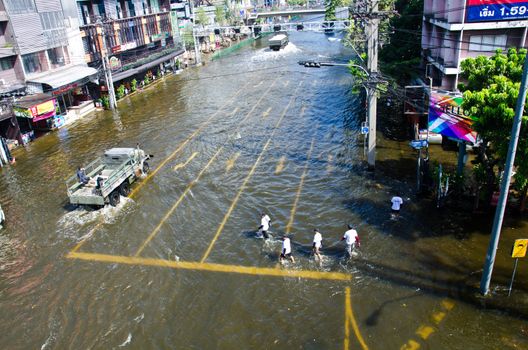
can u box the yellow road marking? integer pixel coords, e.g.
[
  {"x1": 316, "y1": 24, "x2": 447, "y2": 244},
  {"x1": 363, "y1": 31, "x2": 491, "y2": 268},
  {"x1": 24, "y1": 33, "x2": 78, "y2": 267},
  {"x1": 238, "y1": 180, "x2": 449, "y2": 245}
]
[
  {"x1": 431, "y1": 311, "x2": 446, "y2": 325},
  {"x1": 262, "y1": 107, "x2": 272, "y2": 118},
  {"x1": 173, "y1": 152, "x2": 198, "y2": 171},
  {"x1": 275, "y1": 156, "x2": 286, "y2": 174},
  {"x1": 67, "y1": 251, "x2": 352, "y2": 281},
  {"x1": 441, "y1": 299, "x2": 455, "y2": 311},
  {"x1": 135, "y1": 147, "x2": 224, "y2": 256},
  {"x1": 69, "y1": 78, "x2": 273, "y2": 254},
  {"x1": 129, "y1": 82, "x2": 252, "y2": 201},
  {"x1": 400, "y1": 340, "x2": 420, "y2": 350},
  {"x1": 344, "y1": 287, "x2": 369, "y2": 350},
  {"x1": 416, "y1": 325, "x2": 435, "y2": 340},
  {"x1": 230, "y1": 107, "x2": 239, "y2": 116},
  {"x1": 226, "y1": 152, "x2": 241, "y2": 173},
  {"x1": 286, "y1": 136, "x2": 314, "y2": 234},
  {"x1": 200, "y1": 81, "x2": 303, "y2": 263},
  {"x1": 135, "y1": 79, "x2": 281, "y2": 256},
  {"x1": 400, "y1": 298, "x2": 455, "y2": 349}
]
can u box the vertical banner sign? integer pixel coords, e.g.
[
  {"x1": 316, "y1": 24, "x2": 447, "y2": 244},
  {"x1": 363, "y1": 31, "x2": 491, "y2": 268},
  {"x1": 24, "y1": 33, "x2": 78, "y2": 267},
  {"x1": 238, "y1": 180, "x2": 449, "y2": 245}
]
[
  {"x1": 428, "y1": 93, "x2": 478, "y2": 143},
  {"x1": 467, "y1": 0, "x2": 528, "y2": 22}
]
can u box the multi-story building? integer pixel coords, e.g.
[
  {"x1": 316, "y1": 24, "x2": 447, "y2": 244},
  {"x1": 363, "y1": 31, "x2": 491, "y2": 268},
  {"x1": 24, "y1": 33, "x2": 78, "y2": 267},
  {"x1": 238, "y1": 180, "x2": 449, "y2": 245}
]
[
  {"x1": 77, "y1": 0, "x2": 185, "y2": 94},
  {"x1": 422, "y1": 0, "x2": 528, "y2": 91},
  {"x1": 0, "y1": 0, "x2": 98, "y2": 144}
]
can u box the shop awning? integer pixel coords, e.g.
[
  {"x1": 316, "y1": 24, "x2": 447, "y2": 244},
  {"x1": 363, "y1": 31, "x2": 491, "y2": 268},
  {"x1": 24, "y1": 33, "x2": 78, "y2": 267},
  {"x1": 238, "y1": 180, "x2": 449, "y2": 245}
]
[
  {"x1": 27, "y1": 65, "x2": 98, "y2": 89},
  {"x1": 112, "y1": 48, "x2": 184, "y2": 82},
  {"x1": 14, "y1": 93, "x2": 54, "y2": 109}
]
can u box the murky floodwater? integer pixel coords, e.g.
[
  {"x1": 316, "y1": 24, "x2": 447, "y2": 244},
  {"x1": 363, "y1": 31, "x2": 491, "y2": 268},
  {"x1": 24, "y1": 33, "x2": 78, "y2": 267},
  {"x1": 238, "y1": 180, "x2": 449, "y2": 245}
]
[{"x1": 0, "y1": 32, "x2": 527, "y2": 349}]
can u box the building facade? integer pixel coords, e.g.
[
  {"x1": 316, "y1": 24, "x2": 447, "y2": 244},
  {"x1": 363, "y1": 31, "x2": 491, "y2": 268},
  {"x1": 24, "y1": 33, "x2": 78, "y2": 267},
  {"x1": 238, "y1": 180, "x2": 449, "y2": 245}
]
[
  {"x1": 77, "y1": 0, "x2": 185, "y2": 93},
  {"x1": 422, "y1": 0, "x2": 528, "y2": 91},
  {"x1": 0, "y1": 0, "x2": 98, "y2": 144}
]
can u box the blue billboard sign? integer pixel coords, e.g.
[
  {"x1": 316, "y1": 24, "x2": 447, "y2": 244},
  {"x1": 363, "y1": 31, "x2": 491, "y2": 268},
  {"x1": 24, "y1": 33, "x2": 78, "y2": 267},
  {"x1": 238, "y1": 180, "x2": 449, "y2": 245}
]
[{"x1": 466, "y1": 0, "x2": 528, "y2": 22}]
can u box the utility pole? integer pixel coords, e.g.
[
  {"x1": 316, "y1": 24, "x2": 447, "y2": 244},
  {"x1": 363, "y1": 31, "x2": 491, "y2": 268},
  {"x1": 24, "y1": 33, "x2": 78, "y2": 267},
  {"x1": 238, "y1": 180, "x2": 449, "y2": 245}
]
[
  {"x1": 365, "y1": 0, "x2": 378, "y2": 168},
  {"x1": 350, "y1": 0, "x2": 394, "y2": 168},
  {"x1": 98, "y1": 20, "x2": 117, "y2": 110},
  {"x1": 480, "y1": 55, "x2": 528, "y2": 295}
]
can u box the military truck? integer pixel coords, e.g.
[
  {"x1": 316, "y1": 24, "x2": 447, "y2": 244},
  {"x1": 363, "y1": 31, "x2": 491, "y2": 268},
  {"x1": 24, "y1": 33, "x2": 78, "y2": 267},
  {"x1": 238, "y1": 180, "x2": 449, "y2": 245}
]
[
  {"x1": 66, "y1": 147, "x2": 150, "y2": 207},
  {"x1": 268, "y1": 32, "x2": 289, "y2": 51}
]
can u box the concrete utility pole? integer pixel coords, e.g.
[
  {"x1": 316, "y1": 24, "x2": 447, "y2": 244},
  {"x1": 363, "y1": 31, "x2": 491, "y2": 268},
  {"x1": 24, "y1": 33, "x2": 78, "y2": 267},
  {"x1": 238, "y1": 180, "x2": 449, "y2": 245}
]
[
  {"x1": 480, "y1": 55, "x2": 528, "y2": 295},
  {"x1": 98, "y1": 20, "x2": 117, "y2": 110},
  {"x1": 366, "y1": 0, "x2": 378, "y2": 168}
]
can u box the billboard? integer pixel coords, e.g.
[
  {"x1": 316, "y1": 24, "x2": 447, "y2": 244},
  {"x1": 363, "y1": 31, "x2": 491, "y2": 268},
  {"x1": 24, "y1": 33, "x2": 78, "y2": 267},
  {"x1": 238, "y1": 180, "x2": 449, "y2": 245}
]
[
  {"x1": 466, "y1": 0, "x2": 528, "y2": 22},
  {"x1": 428, "y1": 93, "x2": 477, "y2": 143}
]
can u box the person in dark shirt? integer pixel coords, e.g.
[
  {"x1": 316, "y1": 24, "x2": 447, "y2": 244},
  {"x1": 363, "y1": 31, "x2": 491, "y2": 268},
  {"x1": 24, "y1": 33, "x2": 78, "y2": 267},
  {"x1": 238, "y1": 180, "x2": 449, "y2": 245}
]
[{"x1": 76, "y1": 167, "x2": 90, "y2": 185}]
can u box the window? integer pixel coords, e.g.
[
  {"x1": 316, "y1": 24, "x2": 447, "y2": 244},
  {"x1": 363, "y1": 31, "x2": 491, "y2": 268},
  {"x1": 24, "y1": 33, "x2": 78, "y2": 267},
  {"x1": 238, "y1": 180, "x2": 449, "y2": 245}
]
[
  {"x1": 469, "y1": 35, "x2": 507, "y2": 52},
  {"x1": 40, "y1": 12, "x2": 64, "y2": 31},
  {"x1": 0, "y1": 57, "x2": 14, "y2": 71},
  {"x1": 22, "y1": 53, "x2": 41, "y2": 74},
  {"x1": 47, "y1": 47, "x2": 65, "y2": 66},
  {"x1": 4, "y1": 0, "x2": 35, "y2": 14}
]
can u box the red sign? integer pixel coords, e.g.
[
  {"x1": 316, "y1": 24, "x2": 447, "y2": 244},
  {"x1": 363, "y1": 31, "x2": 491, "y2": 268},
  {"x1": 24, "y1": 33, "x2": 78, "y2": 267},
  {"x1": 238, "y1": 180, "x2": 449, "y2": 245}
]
[
  {"x1": 52, "y1": 83, "x2": 78, "y2": 96},
  {"x1": 111, "y1": 45, "x2": 121, "y2": 53}
]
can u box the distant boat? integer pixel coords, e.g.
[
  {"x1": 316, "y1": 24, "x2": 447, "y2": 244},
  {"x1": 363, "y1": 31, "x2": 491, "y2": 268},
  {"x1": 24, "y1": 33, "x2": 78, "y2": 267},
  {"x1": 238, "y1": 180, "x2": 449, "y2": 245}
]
[{"x1": 268, "y1": 33, "x2": 289, "y2": 51}]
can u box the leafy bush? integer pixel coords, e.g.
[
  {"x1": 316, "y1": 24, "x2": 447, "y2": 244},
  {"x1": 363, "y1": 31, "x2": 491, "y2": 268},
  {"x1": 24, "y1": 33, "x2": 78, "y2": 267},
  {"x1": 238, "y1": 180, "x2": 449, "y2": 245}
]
[
  {"x1": 131, "y1": 79, "x2": 137, "y2": 92},
  {"x1": 116, "y1": 84, "x2": 126, "y2": 99},
  {"x1": 101, "y1": 96, "x2": 110, "y2": 109}
]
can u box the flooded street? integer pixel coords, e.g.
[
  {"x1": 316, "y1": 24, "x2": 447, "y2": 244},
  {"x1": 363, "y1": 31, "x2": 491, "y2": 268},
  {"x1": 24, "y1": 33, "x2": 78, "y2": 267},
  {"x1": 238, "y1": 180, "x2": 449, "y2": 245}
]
[{"x1": 0, "y1": 32, "x2": 527, "y2": 349}]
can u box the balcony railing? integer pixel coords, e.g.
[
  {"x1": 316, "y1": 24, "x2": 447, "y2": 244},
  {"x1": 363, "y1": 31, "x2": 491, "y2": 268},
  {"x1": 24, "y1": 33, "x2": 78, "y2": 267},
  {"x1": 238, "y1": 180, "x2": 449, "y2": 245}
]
[{"x1": 111, "y1": 41, "x2": 184, "y2": 74}]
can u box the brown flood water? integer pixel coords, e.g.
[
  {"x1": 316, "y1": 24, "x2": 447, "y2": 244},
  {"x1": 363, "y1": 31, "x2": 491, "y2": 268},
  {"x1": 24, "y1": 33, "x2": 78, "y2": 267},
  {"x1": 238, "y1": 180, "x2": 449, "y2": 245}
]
[{"x1": 0, "y1": 32, "x2": 527, "y2": 349}]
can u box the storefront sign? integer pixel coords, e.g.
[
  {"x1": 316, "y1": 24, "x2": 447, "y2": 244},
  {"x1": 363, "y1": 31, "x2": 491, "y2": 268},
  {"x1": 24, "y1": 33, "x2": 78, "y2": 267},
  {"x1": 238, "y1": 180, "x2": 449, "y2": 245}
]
[
  {"x1": 52, "y1": 83, "x2": 78, "y2": 96},
  {"x1": 111, "y1": 45, "x2": 121, "y2": 53},
  {"x1": 14, "y1": 99, "x2": 57, "y2": 122},
  {"x1": 466, "y1": 0, "x2": 528, "y2": 22},
  {"x1": 36, "y1": 100, "x2": 55, "y2": 115},
  {"x1": 151, "y1": 33, "x2": 162, "y2": 41},
  {"x1": 121, "y1": 42, "x2": 137, "y2": 51},
  {"x1": 428, "y1": 92, "x2": 477, "y2": 144}
]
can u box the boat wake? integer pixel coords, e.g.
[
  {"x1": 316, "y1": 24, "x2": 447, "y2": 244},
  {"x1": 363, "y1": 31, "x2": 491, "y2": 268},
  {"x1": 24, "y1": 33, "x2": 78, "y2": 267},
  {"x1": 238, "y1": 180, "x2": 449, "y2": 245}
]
[
  {"x1": 251, "y1": 43, "x2": 301, "y2": 62},
  {"x1": 56, "y1": 197, "x2": 136, "y2": 241}
]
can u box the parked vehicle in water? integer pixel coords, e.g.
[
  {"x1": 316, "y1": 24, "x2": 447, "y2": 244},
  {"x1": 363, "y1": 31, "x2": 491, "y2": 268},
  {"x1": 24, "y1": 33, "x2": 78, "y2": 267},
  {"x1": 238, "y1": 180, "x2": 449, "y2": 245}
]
[
  {"x1": 268, "y1": 33, "x2": 289, "y2": 51},
  {"x1": 66, "y1": 147, "x2": 150, "y2": 207}
]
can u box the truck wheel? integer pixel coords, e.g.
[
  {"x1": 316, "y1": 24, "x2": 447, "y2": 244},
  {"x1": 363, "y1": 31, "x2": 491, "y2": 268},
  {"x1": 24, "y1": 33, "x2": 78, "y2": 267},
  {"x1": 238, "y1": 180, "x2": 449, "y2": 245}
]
[
  {"x1": 109, "y1": 190, "x2": 120, "y2": 207},
  {"x1": 119, "y1": 182, "x2": 131, "y2": 196},
  {"x1": 142, "y1": 161, "x2": 150, "y2": 174}
]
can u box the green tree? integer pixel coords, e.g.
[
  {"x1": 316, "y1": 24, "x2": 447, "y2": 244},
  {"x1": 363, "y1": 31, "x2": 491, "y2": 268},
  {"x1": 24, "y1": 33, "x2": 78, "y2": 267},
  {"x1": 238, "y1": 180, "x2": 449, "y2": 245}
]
[
  {"x1": 197, "y1": 7, "x2": 210, "y2": 26},
  {"x1": 459, "y1": 48, "x2": 528, "y2": 209},
  {"x1": 379, "y1": 0, "x2": 423, "y2": 82},
  {"x1": 215, "y1": 5, "x2": 225, "y2": 25}
]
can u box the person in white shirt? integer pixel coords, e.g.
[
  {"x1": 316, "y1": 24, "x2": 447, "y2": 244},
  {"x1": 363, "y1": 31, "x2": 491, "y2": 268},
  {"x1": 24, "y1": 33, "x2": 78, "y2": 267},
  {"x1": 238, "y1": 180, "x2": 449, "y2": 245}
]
[
  {"x1": 280, "y1": 236, "x2": 295, "y2": 263},
  {"x1": 258, "y1": 212, "x2": 271, "y2": 239},
  {"x1": 341, "y1": 224, "x2": 360, "y2": 257},
  {"x1": 312, "y1": 229, "x2": 322, "y2": 261},
  {"x1": 391, "y1": 196, "x2": 403, "y2": 216}
]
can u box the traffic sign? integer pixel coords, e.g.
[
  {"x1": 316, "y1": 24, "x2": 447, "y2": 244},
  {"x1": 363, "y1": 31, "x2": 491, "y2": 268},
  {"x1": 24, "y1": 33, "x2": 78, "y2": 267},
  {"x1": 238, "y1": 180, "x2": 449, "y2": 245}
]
[
  {"x1": 511, "y1": 239, "x2": 528, "y2": 258},
  {"x1": 409, "y1": 139, "x2": 428, "y2": 149},
  {"x1": 361, "y1": 126, "x2": 369, "y2": 135}
]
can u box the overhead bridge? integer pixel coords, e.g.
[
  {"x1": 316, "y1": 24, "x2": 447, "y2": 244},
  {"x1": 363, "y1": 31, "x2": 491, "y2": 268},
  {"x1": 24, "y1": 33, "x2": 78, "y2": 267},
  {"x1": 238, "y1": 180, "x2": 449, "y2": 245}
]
[
  {"x1": 194, "y1": 20, "x2": 351, "y2": 37},
  {"x1": 247, "y1": 7, "x2": 349, "y2": 20}
]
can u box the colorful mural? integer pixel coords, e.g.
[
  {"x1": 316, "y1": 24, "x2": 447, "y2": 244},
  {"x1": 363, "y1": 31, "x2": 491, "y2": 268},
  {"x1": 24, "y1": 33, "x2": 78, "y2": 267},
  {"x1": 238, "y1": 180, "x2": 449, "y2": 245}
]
[
  {"x1": 466, "y1": 0, "x2": 528, "y2": 22},
  {"x1": 428, "y1": 93, "x2": 478, "y2": 143}
]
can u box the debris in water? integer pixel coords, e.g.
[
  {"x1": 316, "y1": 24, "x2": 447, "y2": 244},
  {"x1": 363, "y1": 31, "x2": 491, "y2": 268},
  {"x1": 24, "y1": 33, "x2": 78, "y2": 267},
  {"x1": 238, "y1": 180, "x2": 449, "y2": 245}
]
[{"x1": 119, "y1": 333, "x2": 132, "y2": 347}]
